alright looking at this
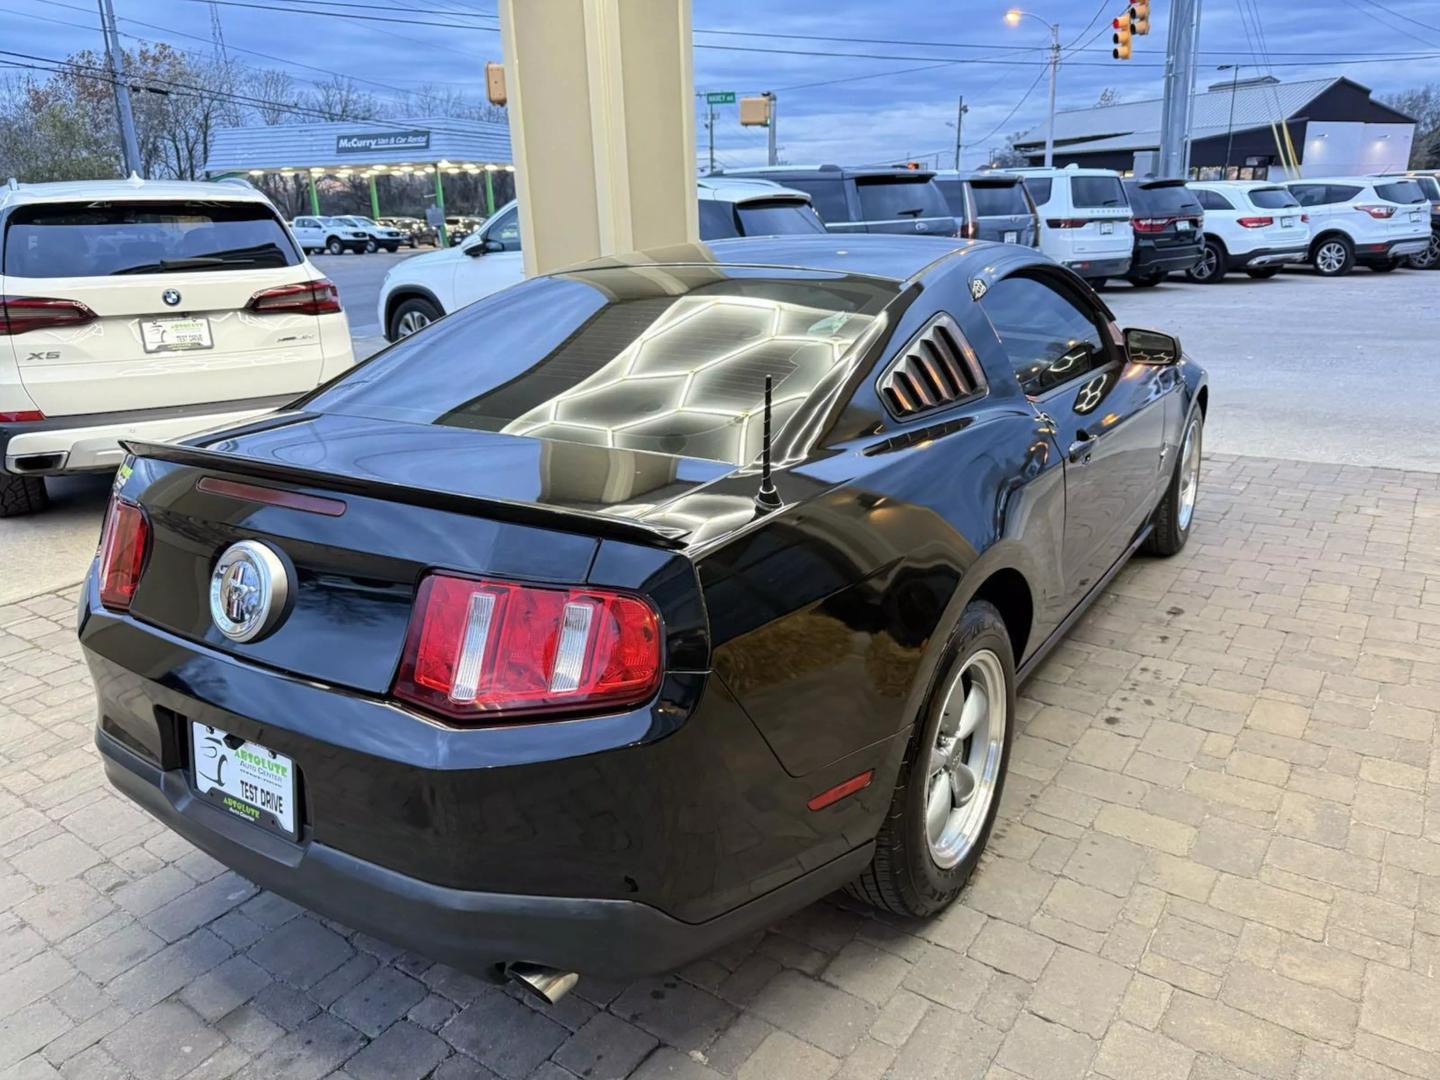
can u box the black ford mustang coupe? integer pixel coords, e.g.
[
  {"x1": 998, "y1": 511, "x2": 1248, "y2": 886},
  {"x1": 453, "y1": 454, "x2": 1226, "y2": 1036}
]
[{"x1": 81, "y1": 235, "x2": 1206, "y2": 999}]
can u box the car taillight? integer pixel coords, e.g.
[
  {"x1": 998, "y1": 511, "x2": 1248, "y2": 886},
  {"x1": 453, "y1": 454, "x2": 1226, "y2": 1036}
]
[
  {"x1": 1133, "y1": 217, "x2": 1173, "y2": 233},
  {"x1": 1046, "y1": 218, "x2": 1092, "y2": 229},
  {"x1": 393, "y1": 573, "x2": 663, "y2": 722},
  {"x1": 98, "y1": 496, "x2": 150, "y2": 612},
  {"x1": 0, "y1": 410, "x2": 45, "y2": 422},
  {"x1": 1237, "y1": 216, "x2": 1274, "y2": 229},
  {"x1": 245, "y1": 278, "x2": 342, "y2": 316},
  {"x1": 0, "y1": 296, "x2": 98, "y2": 336},
  {"x1": 961, "y1": 219, "x2": 978, "y2": 240},
  {"x1": 1301, "y1": 214, "x2": 1310, "y2": 224},
  {"x1": 1355, "y1": 204, "x2": 1396, "y2": 219}
]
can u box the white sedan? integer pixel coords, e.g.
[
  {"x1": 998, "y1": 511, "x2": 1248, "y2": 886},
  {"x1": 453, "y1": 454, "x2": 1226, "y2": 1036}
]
[{"x1": 377, "y1": 178, "x2": 826, "y2": 340}]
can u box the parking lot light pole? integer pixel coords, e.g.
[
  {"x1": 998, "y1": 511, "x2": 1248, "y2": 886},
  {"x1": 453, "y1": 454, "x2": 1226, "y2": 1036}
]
[
  {"x1": 1005, "y1": 10, "x2": 1060, "y2": 168},
  {"x1": 1219, "y1": 64, "x2": 1241, "y2": 178},
  {"x1": 306, "y1": 172, "x2": 320, "y2": 215},
  {"x1": 483, "y1": 164, "x2": 496, "y2": 216},
  {"x1": 368, "y1": 174, "x2": 380, "y2": 218},
  {"x1": 433, "y1": 167, "x2": 448, "y2": 246}
]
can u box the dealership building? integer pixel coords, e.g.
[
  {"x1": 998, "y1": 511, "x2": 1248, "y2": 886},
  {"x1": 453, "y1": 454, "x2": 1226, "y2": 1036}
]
[
  {"x1": 1013, "y1": 76, "x2": 1417, "y2": 180},
  {"x1": 203, "y1": 116, "x2": 513, "y2": 241}
]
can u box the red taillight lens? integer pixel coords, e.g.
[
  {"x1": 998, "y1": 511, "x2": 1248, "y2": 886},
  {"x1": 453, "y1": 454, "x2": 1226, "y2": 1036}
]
[
  {"x1": 1237, "y1": 216, "x2": 1274, "y2": 229},
  {"x1": 961, "y1": 219, "x2": 979, "y2": 240},
  {"x1": 0, "y1": 296, "x2": 98, "y2": 336},
  {"x1": 1355, "y1": 204, "x2": 1396, "y2": 219},
  {"x1": 0, "y1": 410, "x2": 45, "y2": 422},
  {"x1": 98, "y1": 496, "x2": 150, "y2": 612},
  {"x1": 1133, "y1": 217, "x2": 1173, "y2": 233},
  {"x1": 245, "y1": 278, "x2": 342, "y2": 316},
  {"x1": 1301, "y1": 213, "x2": 1310, "y2": 224},
  {"x1": 393, "y1": 573, "x2": 663, "y2": 722},
  {"x1": 1046, "y1": 218, "x2": 1092, "y2": 229}
]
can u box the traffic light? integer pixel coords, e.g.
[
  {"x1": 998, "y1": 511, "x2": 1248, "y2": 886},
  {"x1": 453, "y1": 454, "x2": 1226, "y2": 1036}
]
[
  {"x1": 1112, "y1": 15, "x2": 1133, "y2": 60},
  {"x1": 1132, "y1": 1, "x2": 1151, "y2": 34}
]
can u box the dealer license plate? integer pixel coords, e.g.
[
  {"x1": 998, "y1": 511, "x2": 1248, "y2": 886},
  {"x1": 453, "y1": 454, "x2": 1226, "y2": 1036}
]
[
  {"x1": 1003, "y1": 230, "x2": 1018, "y2": 244},
  {"x1": 1176, "y1": 220, "x2": 1192, "y2": 231},
  {"x1": 1099, "y1": 221, "x2": 1114, "y2": 234},
  {"x1": 191, "y1": 722, "x2": 297, "y2": 838},
  {"x1": 1411, "y1": 210, "x2": 1423, "y2": 223},
  {"x1": 141, "y1": 317, "x2": 212, "y2": 353},
  {"x1": 1281, "y1": 216, "x2": 1296, "y2": 228}
]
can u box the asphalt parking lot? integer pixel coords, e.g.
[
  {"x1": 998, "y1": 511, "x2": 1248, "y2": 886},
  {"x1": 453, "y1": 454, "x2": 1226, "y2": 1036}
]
[{"x1": 1, "y1": 258, "x2": 1438, "y2": 1080}]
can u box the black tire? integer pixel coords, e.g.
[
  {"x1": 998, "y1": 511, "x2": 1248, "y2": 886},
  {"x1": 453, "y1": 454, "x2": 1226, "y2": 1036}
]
[
  {"x1": 1145, "y1": 410, "x2": 1203, "y2": 557},
  {"x1": 0, "y1": 473, "x2": 48, "y2": 517},
  {"x1": 385, "y1": 243, "x2": 401, "y2": 253},
  {"x1": 1245, "y1": 268, "x2": 1281, "y2": 279},
  {"x1": 325, "y1": 236, "x2": 343, "y2": 256},
  {"x1": 1408, "y1": 234, "x2": 1439, "y2": 270},
  {"x1": 1186, "y1": 239, "x2": 1225, "y2": 283},
  {"x1": 364, "y1": 239, "x2": 378, "y2": 254},
  {"x1": 1087, "y1": 277, "x2": 1108, "y2": 290},
  {"x1": 388, "y1": 296, "x2": 443, "y2": 340},
  {"x1": 847, "y1": 600, "x2": 1016, "y2": 918},
  {"x1": 1311, "y1": 234, "x2": 1354, "y2": 277},
  {"x1": 1127, "y1": 272, "x2": 1163, "y2": 288},
  {"x1": 1369, "y1": 261, "x2": 1398, "y2": 273}
]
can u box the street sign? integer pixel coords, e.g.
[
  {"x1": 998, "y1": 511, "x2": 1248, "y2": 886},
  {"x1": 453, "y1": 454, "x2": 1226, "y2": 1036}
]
[{"x1": 705, "y1": 91, "x2": 736, "y2": 105}]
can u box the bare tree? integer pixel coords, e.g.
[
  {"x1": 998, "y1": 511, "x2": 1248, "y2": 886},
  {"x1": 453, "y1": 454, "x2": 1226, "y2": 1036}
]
[
  {"x1": 1382, "y1": 84, "x2": 1439, "y2": 168},
  {"x1": 248, "y1": 68, "x2": 299, "y2": 125},
  {"x1": 309, "y1": 75, "x2": 382, "y2": 121}
]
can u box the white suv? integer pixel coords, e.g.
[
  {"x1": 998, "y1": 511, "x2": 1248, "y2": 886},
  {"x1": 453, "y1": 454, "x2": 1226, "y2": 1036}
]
[
  {"x1": 1185, "y1": 182, "x2": 1310, "y2": 282},
  {"x1": 378, "y1": 179, "x2": 826, "y2": 340},
  {"x1": 334, "y1": 215, "x2": 407, "y2": 253},
  {"x1": 289, "y1": 215, "x2": 370, "y2": 255},
  {"x1": 1004, "y1": 166, "x2": 1134, "y2": 283},
  {"x1": 1285, "y1": 176, "x2": 1432, "y2": 276},
  {"x1": 1, "y1": 177, "x2": 355, "y2": 515}
]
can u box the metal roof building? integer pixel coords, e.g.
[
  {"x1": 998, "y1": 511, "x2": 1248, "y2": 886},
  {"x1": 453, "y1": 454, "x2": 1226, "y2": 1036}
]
[{"x1": 1013, "y1": 77, "x2": 1416, "y2": 179}]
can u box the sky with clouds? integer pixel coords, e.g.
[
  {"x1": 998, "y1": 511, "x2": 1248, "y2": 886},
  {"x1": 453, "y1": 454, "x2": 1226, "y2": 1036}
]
[{"x1": 4, "y1": 0, "x2": 1439, "y2": 169}]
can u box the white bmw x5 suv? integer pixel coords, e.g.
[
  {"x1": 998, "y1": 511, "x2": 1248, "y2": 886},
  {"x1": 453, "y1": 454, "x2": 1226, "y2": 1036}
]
[{"x1": 0, "y1": 177, "x2": 355, "y2": 515}]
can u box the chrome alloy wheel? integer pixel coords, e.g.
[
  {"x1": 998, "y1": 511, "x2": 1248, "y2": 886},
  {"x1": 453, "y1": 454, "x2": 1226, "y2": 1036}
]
[
  {"x1": 1177, "y1": 417, "x2": 1201, "y2": 531},
  {"x1": 1411, "y1": 233, "x2": 1439, "y2": 269},
  {"x1": 397, "y1": 310, "x2": 432, "y2": 337},
  {"x1": 926, "y1": 649, "x2": 1007, "y2": 870},
  {"x1": 1192, "y1": 244, "x2": 1219, "y2": 280},
  {"x1": 1315, "y1": 241, "x2": 1347, "y2": 275}
]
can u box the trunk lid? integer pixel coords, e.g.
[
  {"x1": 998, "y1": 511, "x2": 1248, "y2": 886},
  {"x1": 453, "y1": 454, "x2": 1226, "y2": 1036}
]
[{"x1": 121, "y1": 412, "x2": 732, "y2": 692}]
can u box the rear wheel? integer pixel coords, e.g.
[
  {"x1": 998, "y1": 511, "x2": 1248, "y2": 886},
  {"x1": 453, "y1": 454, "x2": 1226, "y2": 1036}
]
[
  {"x1": 1245, "y1": 268, "x2": 1281, "y2": 279},
  {"x1": 1186, "y1": 239, "x2": 1225, "y2": 283},
  {"x1": 1087, "y1": 277, "x2": 1108, "y2": 290},
  {"x1": 847, "y1": 601, "x2": 1015, "y2": 917},
  {"x1": 389, "y1": 296, "x2": 443, "y2": 340},
  {"x1": 1128, "y1": 272, "x2": 1163, "y2": 288},
  {"x1": 1408, "y1": 233, "x2": 1439, "y2": 269},
  {"x1": 1145, "y1": 411, "x2": 1202, "y2": 557},
  {"x1": 384, "y1": 243, "x2": 400, "y2": 253},
  {"x1": 0, "y1": 474, "x2": 48, "y2": 517},
  {"x1": 1370, "y1": 261, "x2": 1399, "y2": 273},
  {"x1": 1312, "y1": 235, "x2": 1354, "y2": 277},
  {"x1": 325, "y1": 236, "x2": 343, "y2": 256}
]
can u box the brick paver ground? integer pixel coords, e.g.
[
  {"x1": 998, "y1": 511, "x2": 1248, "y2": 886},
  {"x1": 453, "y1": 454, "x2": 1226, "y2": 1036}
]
[{"x1": 2, "y1": 451, "x2": 1439, "y2": 1080}]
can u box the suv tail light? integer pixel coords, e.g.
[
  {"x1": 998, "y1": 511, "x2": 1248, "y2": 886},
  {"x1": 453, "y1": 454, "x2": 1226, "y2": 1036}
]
[
  {"x1": 393, "y1": 573, "x2": 663, "y2": 722},
  {"x1": 1236, "y1": 216, "x2": 1274, "y2": 229},
  {"x1": 98, "y1": 496, "x2": 150, "y2": 612},
  {"x1": 0, "y1": 296, "x2": 98, "y2": 336},
  {"x1": 246, "y1": 278, "x2": 342, "y2": 316},
  {"x1": 960, "y1": 219, "x2": 979, "y2": 240},
  {"x1": 1046, "y1": 218, "x2": 1092, "y2": 229},
  {"x1": 1133, "y1": 217, "x2": 1173, "y2": 233},
  {"x1": 0, "y1": 410, "x2": 45, "y2": 422},
  {"x1": 1355, "y1": 204, "x2": 1396, "y2": 219}
]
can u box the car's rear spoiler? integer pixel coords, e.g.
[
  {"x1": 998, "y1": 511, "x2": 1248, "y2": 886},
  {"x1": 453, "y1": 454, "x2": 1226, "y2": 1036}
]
[{"x1": 122, "y1": 439, "x2": 691, "y2": 550}]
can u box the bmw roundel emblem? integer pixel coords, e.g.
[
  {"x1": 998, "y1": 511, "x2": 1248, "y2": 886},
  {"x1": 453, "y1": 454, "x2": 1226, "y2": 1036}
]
[
  {"x1": 162, "y1": 288, "x2": 182, "y2": 307},
  {"x1": 209, "y1": 541, "x2": 290, "y2": 643}
]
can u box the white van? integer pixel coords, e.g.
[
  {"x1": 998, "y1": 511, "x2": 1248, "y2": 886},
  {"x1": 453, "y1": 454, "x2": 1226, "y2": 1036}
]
[{"x1": 1005, "y1": 166, "x2": 1134, "y2": 283}]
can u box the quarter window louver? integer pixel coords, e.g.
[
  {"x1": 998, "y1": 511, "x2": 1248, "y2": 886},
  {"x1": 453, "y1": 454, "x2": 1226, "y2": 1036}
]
[{"x1": 878, "y1": 314, "x2": 985, "y2": 418}]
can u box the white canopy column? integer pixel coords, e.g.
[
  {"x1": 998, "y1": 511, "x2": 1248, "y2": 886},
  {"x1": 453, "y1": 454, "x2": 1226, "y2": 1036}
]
[{"x1": 497, "y1": 0, "x2": 699, "y2": 276}]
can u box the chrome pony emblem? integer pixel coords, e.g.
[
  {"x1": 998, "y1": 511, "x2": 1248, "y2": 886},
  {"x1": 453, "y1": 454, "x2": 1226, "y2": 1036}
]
[
  {"x1": 162, "y1": 288, "x2": 182, "y2": 307},
  {"x1": 209, "y1": 541, "x2": 290, "y2": 643}
]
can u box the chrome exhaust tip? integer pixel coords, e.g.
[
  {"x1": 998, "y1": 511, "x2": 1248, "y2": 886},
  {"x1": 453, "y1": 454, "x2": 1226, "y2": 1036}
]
[{"x1": 505, "y1": 962, "x2": 579, "y2": 1006}]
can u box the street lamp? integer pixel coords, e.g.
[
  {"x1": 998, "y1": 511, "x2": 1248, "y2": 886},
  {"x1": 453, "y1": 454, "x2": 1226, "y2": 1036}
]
[
  {"x1": 1005, "y1": 9, "x2": 1061, "y2": 168},
  {"x1": 1218, "y1": 64, "x2": 1241, "y2": 180}
]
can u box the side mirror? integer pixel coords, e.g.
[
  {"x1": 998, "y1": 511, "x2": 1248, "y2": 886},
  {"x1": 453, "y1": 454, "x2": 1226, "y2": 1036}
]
[{"x1": 1124, "y1": 326, "x2": 1182, "y2": 365}]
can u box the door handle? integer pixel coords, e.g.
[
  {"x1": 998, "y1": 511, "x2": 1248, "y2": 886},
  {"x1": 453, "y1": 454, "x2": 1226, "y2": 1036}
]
[{"x1": 1068, "y1": 430, "x2": 1095, "y2": 464}]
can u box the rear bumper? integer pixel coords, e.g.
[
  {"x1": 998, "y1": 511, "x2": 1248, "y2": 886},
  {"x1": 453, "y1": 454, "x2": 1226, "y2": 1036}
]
[
  {"x1": 1063, "y1": 256, "x2": 1131, "y2": 279},
  {"x1": 97, "y1": 727, "x2": 873, "y2": 979},
  {"x1": 1357, "y1": 237, "x2": 1430, "y2": 262},
  {"x1": 1238, "y1": 244, "x2": 1309, "y2": 268},
  {"x1": 1128, "y1": 242, "x2": 1202, "y2": 277},
  {"x1": 1, "y1": 395, "x2": 296, "y2": 476}
]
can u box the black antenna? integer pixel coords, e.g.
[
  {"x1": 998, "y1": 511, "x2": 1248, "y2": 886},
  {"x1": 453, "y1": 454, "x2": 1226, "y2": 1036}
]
[{"x1": 754, "y1": 375, "x2": 782, "y2": 513}]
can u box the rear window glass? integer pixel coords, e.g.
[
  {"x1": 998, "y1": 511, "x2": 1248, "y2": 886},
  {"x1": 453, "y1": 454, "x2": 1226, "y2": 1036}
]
[
  {"x1": 971, "y1": 183, "x2": 1030, "y2": 216},
  {"x1": 783, "y1": 179, "x2": 850, "y2": 223},
  {"x1": 1070, "y1": 175, "x2": 1127, "y2": 209},
  {"x1": 1249, "y1": 188, "x2": 1300, "y2": 210},
  {"x1": 309, "y1": 268, "x2": 897, "y2": 465},
  {"x1": 1412, "y1": 176, "x2": 1440, "y2": 200},
  {"x1": 1127, "y1": 183, "x2": 1201, "y2": 215},
  {"x1": 1374, "y1": 180, "x2": 1426, "y2": 204},
  {"x1": 736, "y1": 201, "x2": 827, "y2": 237},
  {"x1": 3, "y1": 200, "x2": 300, "y2": 278},
  {"x1": 855, "y1": 177, "x2": 950, "y2": 222},
  {"x1": 1023, "y1": 178, "x2": 1054, "y2": 205},
  {"x1": 934, "y1": 180, "x2": 970, "y2": 219},
  {"x1": 698, "y1": 200, "x2": 739, "y2": 240}
]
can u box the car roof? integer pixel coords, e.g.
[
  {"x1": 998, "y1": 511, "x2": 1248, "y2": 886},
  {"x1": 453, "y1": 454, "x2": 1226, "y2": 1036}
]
[
  {"x1": 930, "y1": 170, "x2": 1024, "y2": 184},
  {"x1": 695, "y1": 177, "x2": 812, "y2": 204},
  {"x1": 715, "y1": 165, "x2": 937, "y2": 181},
  {"x1": 1, "y1": 176, "x2": 271, "y2": 209},
  {"x1": 1002, "y1": 166, "x2": 1122, "y2": 178},
  {"x1": 1289, "y1": 176, "x2": 1398, "y2": 186},
  {"x1": 1189, "y1": 180, "x2": 1287, "y2": 189}
]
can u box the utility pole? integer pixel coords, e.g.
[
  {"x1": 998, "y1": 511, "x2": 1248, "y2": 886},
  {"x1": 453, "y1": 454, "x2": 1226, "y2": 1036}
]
[
  {"x1": 1043, "y1": 25, "x2": 1059, "y2": 167},
  {"x1": 952, "y1": 96, "x2": 968, "y2": 170},
  {"x1": 1158, "y1": 0, "x2": 1202, "y2": 178},
  {"x1": 707, "y1": 100, "x2": 716, "y2": 174},
  {"x1": 764, "y1": 91, "x2": 777, "y2": 166},
  {"x1": 97, "y1": 0, "x2": 141, "y2": 176},
  {"x1": 1219, "y1": 63, "x2": 1240, "y2": 178}
]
